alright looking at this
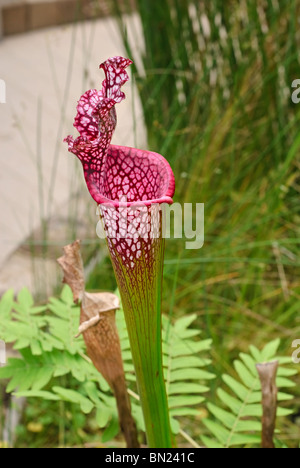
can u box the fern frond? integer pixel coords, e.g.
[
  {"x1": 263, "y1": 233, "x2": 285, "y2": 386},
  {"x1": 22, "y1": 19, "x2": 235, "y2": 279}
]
[
  {"x1": 201, "y1": 339, "x2": 297, "y2": 448},
  {"x1": 116, "y1": 307, "x2": 214, "y2": 431},
  {"x1": 0, "y1": 288, "x2": 50, "y2": 355},
  {"x1": 0, "y1": 286, "x2": 83, "y2": 356},
  {"x1": 162, "y1": 314, "x2": 214, "y2": 426},
  {"x1": 47, "y1": 287, "x2": 84, "y2": 355},
  {"x1": 0, "y1": 287, "x2": 213, "y2": 445}
]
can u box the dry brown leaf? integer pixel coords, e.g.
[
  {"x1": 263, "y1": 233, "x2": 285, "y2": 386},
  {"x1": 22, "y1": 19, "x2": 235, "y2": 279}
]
[
  {"x1": 57, "y1": 240, "x2": 85, "y2": 303},
  {"x1": 256, "y1": 361, "x2": 279, "y2": 449},
  {"x1": 80, "y1": 292, "x2": 122, "y2": 387},
  {"x1": 57, "y1": 241, "x2": 139, "y2": 448}
]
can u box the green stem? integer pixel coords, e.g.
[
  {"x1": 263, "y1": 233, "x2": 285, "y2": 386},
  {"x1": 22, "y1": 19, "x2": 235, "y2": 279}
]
[
  {"x1": 103, "y1": 209, "x2": 173, "y2": 448},
  {"x1": 122, "y1": 265, "x2": 172, "y2": 447}
]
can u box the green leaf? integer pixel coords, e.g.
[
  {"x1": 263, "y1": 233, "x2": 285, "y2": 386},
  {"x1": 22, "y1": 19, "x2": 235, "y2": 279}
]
[
  {"x1": 32, "y1": 367, "x2": 53, "y2": 391},
  {"x1": 131, "y1": 404, "x2": 145, "y2": 432},
  {"x1": 173, "y1": 314, "x2": 198, "y2": 332},
  {"x1": 168, "y1": 383, "x2": 209, "y2": 395},
  {"x1": 240, "y1": 404, "x2": 262, "y2": 418},
  {"x1": 170, "y1": 417, "x2": 180, "y2": 435},
  {"x1": 30, "y1": 339, "x2": 43, "y2": 356},
  {"x1": 234, "y1": 420, "x2": 261, "y2": 432},
  {"x1": 53, "y1": 386, "x2": 94, "y2": 414},
  {"x1": 260, "y1": 339, "x2": 281, "y2": 361},
  {"x1": 249, "y1": 345, "x2": 261, "y2": 362},
  {"x1": 276, "y1": 377, "x2": 296, "y2": 388},
  {"x1": 207, "y1": 403, "x2": 236, "y2": 429},
  {"x1": 170, "y1": 407, "x2": 201, "y2": 417},
  {"x1": 96, "y1": 406, "x2": 111, "y2": 428},
  {"x1": 170, "y1": 368, "x2": 215, "y2": 382},
  {"x1": 204, "y1": 340, "x2": 295, "y2": 448},
  {"x1": 101, "y1": 416, "x2": 120, "y2": 443},
  {"x1": 277, "y1": 407, "x2": 293, "y2": 417},
  {"x1": 161, "y1": 313, "x2": 213, "y2": 436},
  {"x1": 222, "y1": 374, "x2": 250, "y2": 401},
  {"x1": 84, "y1": 381, "x2": 102, "y2": 406},
  {"x1": 46, "y1": 312, "x2": 83, "y2": 355},
  {"x1": 14, "y1": 336, "x2": 31, "y2": 350},
  {"x1": 201, "y1": 435, "x2": 224, "y2": 449},
  {"x1": 233, "y1": 361, "x2": 260, "y2": 389},
  {"x1": 168, "y1": 395, "x2": 205, "y2": 408},
  {"x1": 202, "y1": 419, "x2": 231, "y2": 445},
  {"x1": 277, "y1": 367, "x2": 298, "y2": 377},
  {"x1": 17, "y1": 288, "x2": 34, "y2": 309},
  {"x1": 165, "y1": 339, "x2": 212, "y2": 357},
  {"x1": 278, "y1": 392, "x2": 294, "y2": 401},
  {"x1": 239, "y1": 353, "x2": 257, "y2": 376},
  {"x1": 166, "y1": 356, "x2": 211, "y2": 370},
  {"x1": 60, "y1": 285, "x2": 75, "y2": 304},
  {"x1": 229, "y1": 434, "x2": 261, "y2": 446},
  {"x1": 0, "y1": 289, "x2": 14, "y2": 336},
  {"x1": 14, "y1": 390, "x2": 60, "y2": 401},
  {"x1": 8, "y1": 367, "x2": 39, "y2": 392},
  {"x1": 217, "y1": 389, "x2": 241, "y2": 415},
  {"x1": 0, "y1": 289, "x2": 14, "y2": 307}
]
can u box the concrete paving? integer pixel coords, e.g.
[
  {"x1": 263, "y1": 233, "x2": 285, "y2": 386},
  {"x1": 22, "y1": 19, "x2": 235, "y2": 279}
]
[{"x1": 0, "y1": 13, "x2": 145, "y2": 293}]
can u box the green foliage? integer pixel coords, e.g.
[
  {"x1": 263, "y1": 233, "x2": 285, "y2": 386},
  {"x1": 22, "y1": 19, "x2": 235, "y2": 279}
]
[
  {"x1": 162, "y1": 314, "x2": 214, "y2": 421},
  {"x1": 0, "y1": 287, "x2": 297, "y2": 447},
  {"x1": 0, "y1": 287, "x2": 119, "y2": 444},
  {"x1": 110, "y1": 299, "x2": 215, "y2": 435},
  {"x1": 201, "y1": 339, "x2": 297, "y2": 448},
  {"x1": 0, "y1": 287, "x2": 84, "y2": 356},
  {"x1": 0, "y1": 286, "x2": 213, "y2": 444}
]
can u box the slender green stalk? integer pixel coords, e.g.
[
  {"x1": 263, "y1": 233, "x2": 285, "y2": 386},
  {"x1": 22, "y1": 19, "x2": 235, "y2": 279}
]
[{"x1": 105, "y1": 214, "x2": 173, "y2": 448}]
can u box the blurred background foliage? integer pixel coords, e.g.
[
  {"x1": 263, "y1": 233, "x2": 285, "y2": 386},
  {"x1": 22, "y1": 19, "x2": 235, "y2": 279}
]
[
  {"x1": 109, "y1": 0, "x2": 300, "y2": 444},
  {"x1": 103, "y1": 0, "x2": 300, "y2": 367}
]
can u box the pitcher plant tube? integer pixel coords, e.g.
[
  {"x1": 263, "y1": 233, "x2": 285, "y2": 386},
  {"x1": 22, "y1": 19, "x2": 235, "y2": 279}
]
[{"x1": 65, "y1": 56, "x2": 175, "y2": 448}]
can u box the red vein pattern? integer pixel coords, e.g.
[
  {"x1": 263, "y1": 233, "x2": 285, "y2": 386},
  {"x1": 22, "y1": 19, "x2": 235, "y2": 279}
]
[{"x1": 65, "y1": 56, "x2": 175, "y2": 264}]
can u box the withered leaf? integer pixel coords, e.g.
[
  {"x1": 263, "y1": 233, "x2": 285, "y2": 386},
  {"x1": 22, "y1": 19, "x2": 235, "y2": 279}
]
[
  {"x1": 76, "y1": 292, "x2": 120, "y2": 337},
  {"x1": 57, "y1": 241, "x2": 139, "y2": 447},
  {"x1": 256, "y1": 361, "x2": 279, "y2": 449},
  {"x1": 57, "y1": 240, "x2": 85, "y2": 303}
]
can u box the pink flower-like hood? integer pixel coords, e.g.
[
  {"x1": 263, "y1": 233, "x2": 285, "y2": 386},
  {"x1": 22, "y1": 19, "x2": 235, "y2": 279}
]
[{"x1": 65, "y1": 56, "x2": 175, "y2": 208}]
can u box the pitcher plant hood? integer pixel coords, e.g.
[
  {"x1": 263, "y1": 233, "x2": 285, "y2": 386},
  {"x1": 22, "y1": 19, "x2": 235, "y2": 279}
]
[
  {"x1": 64, "y1": 56, "x2": 175, "y2": 448},
  {"x1": 64, "y1": 56, "x2": 175, "y2": 208}
]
